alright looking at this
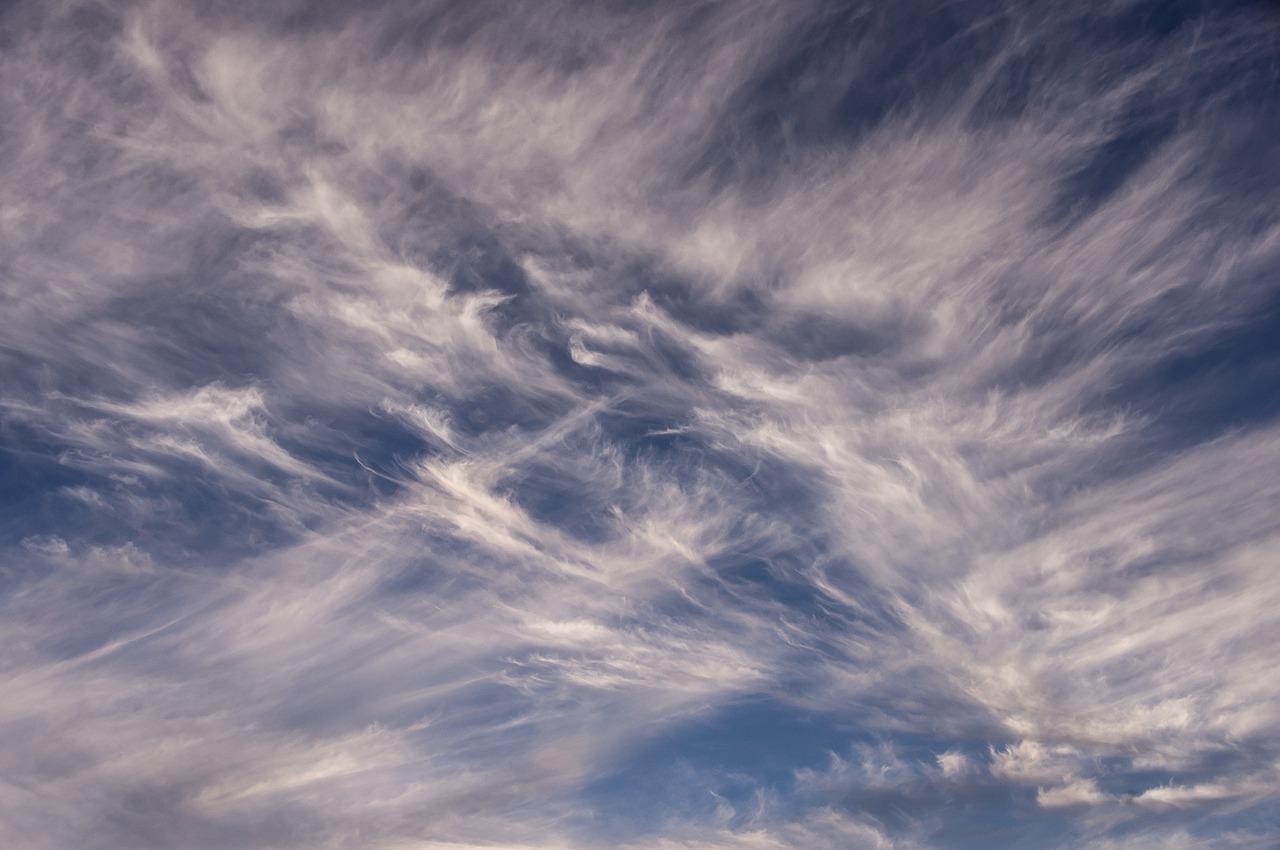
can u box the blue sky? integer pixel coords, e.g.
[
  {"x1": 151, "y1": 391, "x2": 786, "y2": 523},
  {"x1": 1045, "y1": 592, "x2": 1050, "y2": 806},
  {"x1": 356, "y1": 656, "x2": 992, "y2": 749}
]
[{"x1": 2, "y1": 0, "x2": 1279, "y2": 848}]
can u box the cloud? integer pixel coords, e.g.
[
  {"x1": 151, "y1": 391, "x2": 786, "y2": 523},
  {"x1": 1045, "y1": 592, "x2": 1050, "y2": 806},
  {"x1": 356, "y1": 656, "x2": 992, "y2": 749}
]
[
  {"x1": 620, "y1": 807, "x2": 907, "y2": 850},
  {"x1": 1, "y1": 0, "x2": 1278, "y2": 847},
  {"x1": 1036, "y1": 779, "x2": 1108, "y2": 809}
]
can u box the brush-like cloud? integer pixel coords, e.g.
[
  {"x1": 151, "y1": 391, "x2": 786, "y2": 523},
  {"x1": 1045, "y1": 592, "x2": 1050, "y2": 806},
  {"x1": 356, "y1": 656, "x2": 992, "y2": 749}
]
[{"x1": 1, "y1": 0, "x2": 1278, "y2": 847}]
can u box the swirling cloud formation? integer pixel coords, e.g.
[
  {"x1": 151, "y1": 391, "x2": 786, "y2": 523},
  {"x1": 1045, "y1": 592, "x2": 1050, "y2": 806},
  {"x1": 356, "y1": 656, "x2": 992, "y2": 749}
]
[{"x1": 2, "y1": 1, "x2": 1279, "y2": 848}]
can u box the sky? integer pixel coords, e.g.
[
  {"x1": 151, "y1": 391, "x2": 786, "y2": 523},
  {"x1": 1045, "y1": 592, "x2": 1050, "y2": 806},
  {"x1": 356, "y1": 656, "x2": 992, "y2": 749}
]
[{"x1": 1, "y1": 0, "x2": 1279, "y2": 848}]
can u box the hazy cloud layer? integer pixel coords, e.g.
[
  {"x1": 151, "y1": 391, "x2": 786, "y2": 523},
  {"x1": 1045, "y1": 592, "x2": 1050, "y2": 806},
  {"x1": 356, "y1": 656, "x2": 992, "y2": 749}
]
[{"x1": 2, "y1": 0, "x2": 1279, "y2": 847}]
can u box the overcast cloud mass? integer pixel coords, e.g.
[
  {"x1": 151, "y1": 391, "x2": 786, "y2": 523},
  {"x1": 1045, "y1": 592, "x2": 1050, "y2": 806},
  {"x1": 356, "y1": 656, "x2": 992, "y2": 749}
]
[{"x1": 2, "y1": 0, "x2": 1279, "y2": 847}]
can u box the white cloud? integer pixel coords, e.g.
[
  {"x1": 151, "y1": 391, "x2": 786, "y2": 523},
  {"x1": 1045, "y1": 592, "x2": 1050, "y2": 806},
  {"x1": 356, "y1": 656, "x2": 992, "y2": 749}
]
[
  {"x1": 1037, "y1": 778, "x2": 1109, "y2": 809},
  {"x1": 1, "y1": 0, "x2": 1278, "y2": 847}
]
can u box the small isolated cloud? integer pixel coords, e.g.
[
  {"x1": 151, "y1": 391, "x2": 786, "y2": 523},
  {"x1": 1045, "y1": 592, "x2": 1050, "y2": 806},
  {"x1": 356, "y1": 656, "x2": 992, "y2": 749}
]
[
  {"x1": 935, "y1": 750, "x2": 974, "y2": 781},
  {"x1": 991, "y1": 740, "x2": 1088, "y2": 788},
  {"x1": 1037, "y1": 779, "x2": 1109, "y2": 809},
  {"x1": 1133, "y1": 783, "x2": 1235, "y2": 809}
]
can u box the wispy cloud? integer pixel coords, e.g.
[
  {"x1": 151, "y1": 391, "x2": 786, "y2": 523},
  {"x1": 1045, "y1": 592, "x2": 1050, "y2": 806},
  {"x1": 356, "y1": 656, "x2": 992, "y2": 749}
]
[{"x1": 1, "y1": 0, "x2": 1278, "y2": 847}]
